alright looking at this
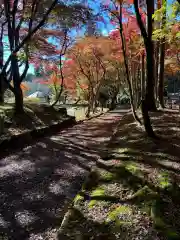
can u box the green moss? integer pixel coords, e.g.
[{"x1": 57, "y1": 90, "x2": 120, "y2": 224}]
[
  {"x1": 140, "y1": 201, "x2": 153, "y2": 215},
  {"x1": 100, "y1": 171, "x2": 115, "y2": 181},
  {"x1": 115, "y1": 220, "x2": 132, "y2": 226},
  {"x1": 157, "y1": 171, "x2": 172, "y2": 189},
  {"x1": 117, "y1": 148, "x2": 130, "y2": 153},
  {"x1": 73, "y1": 193, "x2": 84, "y2": 204},
  {"x1": 124, "y1": 162, "x2": 143, "y2": 177},
  {"x1": 91, "y1": 187, "x2": 105, "y2": 197},
  {"x1": 130, "y1": 185, "x2": 158, "y2": 202},
  {"x1": 88, "y1": 200, "x2": 97, "y2": 208},
  {"x1": 166, "y1": 230, "x2": 180, "y2": 239},
  {"x1": 88, "y1": 187, "x2": 105, "y2": 208},
  {"x1": 106, "y1": 205, "x2": 132, "y2": 223}
]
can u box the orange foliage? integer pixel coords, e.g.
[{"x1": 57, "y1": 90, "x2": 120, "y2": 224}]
[
  {"x1": 20, "y1": 83, "x2": 29, "y2": 91},
  {"x1": 165, "y1": 61, "x2": 179, "y2": 74}
]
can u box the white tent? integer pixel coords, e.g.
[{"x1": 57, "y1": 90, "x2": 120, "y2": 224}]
[{"x1": 27, "y1": 91, "x2": 46, "y2": 98}]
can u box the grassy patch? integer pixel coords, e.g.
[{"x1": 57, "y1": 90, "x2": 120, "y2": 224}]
[{"x1": 0, "y1": 102, "x2": 68, "y2": 138}]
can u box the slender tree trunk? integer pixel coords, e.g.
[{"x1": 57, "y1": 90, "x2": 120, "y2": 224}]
[
  {"x1": 155, "y1": 42, "x2": 160, "y2": 102},
  {"x1": 11, "y1": 56, "x2": 24, "y2": 114},
  {"x1": 158, "y1": 41, "x2": 165, "y2": 108},
  {"x1": 86, "y1": 90, "x2": 94, "y2": 117},
  {"x1": 158, "y1": 0, "x2": 166, "y2": 108},
  {"x1": 0, "y1": 75, "x2": 4, "y2": 104},
  {"x1": 0, "y1": 39, "x2": 4, "y2": 104},
  {"x1": 14, "y1": 85, "x2": 24, "y2": 114},
  {"x1": 145, "y1": 0, "x2": 157, "y2": 111},
  {"x1": 141, "y1": 53, "x2": 145, "y2": 101},
  {"x1": 155, "y1": 0, "x2": 161, "y2": 105},
  {"x1": 141, "y1": 99, "x2": 158, "y2": 139},
  {"x1": 134, "y1": 0, "x2": 157, "y2": 111},
  {"x1": 145, "y1": 40, "x2": 156, "y2": 111},
  {"x1": 134, "y1": 0, "x2": 156, "y2": 138},
  {"x1": 119, "y1": 2, "x2": 141, "y2": 124},
  {"x1": 110, "y1": 93, "x2": 117, "y2": 110}
]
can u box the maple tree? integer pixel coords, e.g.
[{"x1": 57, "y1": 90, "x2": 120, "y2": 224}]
[
  {"x1": 65, "y1": 35, "x2": 126, "y2": 115},
  {"x1": 100, "y1": 0, "x2": 179, "y2": 137},
  {"x1": 0, "y1": 0, "x2": 92, "y2": 113},
  {"x1": 33, "y1": 30, "x2": 75, "y2": 105},
  {"x1": 0, "y1": 0, "x2": 178, "y2": 136},
  {"x1": 102, "y1": 0, "x2": 143, "y2": 123}
]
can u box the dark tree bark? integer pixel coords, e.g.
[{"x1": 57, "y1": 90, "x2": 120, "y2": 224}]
[
  {"x1": 0, "y1": 18, "x2": 5, "y2": 104},
  {"x1": 158, "y1": 41, "x2": 165, "y2": 108},
  {"x1": 110, "y1": 95, "x2": 117, "y2": 110},
  {"x1": 155, "y1": 42, "x2": 160, "y2": 102},
  {"x1": 141, "y1": 53, "x2": 145, "y2": 101},
  {"x1": 141, "y1": 100, "x2": 158, "y2": 139},
  {"x1": 14, "y1": 85, "x2": 24, "y2": 114},
  {"x1": 118, "y1": 2, "x2": 142, "y2": 125},
  {"x1": 52, "y1": 30, "x2": 68, "y2": 107},
  {"x1": 11, "y1": 56, "x2": 24, "y2": 113},
  {"x1": 134, "y1": 0, "x2": 157, "y2": 111},
  {"x1": 134, "y1": 0, "x2": 157, "y2": 138},
  {"x1": 145, "y1": 0, "x2": 157, "y2": 111},
  {"x1": 0, "y1": 75, "x2": 4, "y2": 104},
  {"x1": 158, "y1": 0, "x2": 166, "y2": 108}
]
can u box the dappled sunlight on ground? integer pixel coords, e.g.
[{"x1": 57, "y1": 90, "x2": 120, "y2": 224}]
[
  {"x1": 0, "y1": 110, "x2": 125, "y2": 239},
  {"x1": 59, "y1": 110, "x2": 180, "y2": 239}
]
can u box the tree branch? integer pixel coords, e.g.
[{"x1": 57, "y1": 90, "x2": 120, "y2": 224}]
[{"x1": 3, "y1": 0, "x2": 58, "y2": 73}]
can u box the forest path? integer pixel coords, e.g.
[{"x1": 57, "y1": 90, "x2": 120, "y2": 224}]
[{"x1": 0, "y1": 106, "x2": 129, "y2": 240}]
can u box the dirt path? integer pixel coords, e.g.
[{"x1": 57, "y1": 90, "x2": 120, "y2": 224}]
[{"x1": 0, "y1": 108, "x2": 128, "y2": 240}]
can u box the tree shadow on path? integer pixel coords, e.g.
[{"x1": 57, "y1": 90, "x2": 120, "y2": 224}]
[{"x1": 0, "y1": 111, "x2": 123, "y2": 239}]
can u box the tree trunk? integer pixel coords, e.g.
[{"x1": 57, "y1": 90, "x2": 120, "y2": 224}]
[
  {"x1": 11, "y1": 55, "x2": 24, "y2": 114},
  {"x1": 86, "y1": 92, "x2": 94, "y2": 117},
  {"x1": 145, "y1": 40, "x2": 157, "y2": 111},
  {"x1": 141, "y1": 99, "x2": 157, "y2": 138},
  {"x1": 0, "y1": 40, "x2": 4, "y2": 104},
  {"x1": 134, "y1": 0, "x2": 157, "y2": 111},
  {"x1": 119, "y1": 2, "x2": 142, "y2": 125},
  {"x1": 141, "y1": 53, "x2": 145, "y2": 101},
  {"x1": 158, "y1": 0, "x2": 166, "y2": 108},
  {"x1": 14, "y1": 85, "x2": 24, "y2": 114},
  {"x1": 145, "y1": 0, "x2": 157, "y2": 111},
  {"x1": 86, "y1": 105, "x2": 90, "y2": 118},
  {"x1": 158, "y1": 41, "x2": 165, "y2": 108},
  {"x1": 155, "y1": 42, "x2": 160, "y2": 102},
  {"x1": 14, "y1": 87, "x2": 24, "y2": 114},
  {"x1": 110, "y1": 97, "x2": 116, "y2": 110},
  {"x1": 0, "y1": 76, "x2": 4, "y2": 104}
]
